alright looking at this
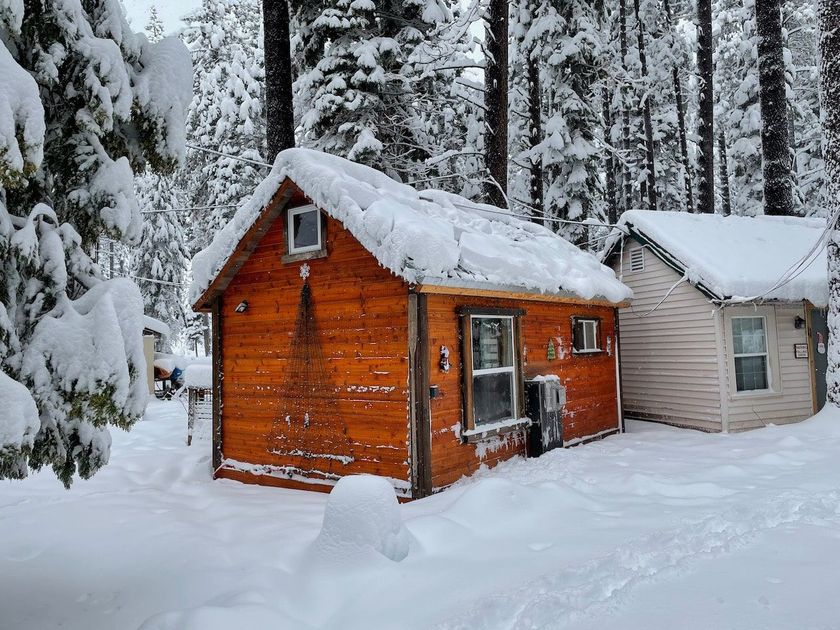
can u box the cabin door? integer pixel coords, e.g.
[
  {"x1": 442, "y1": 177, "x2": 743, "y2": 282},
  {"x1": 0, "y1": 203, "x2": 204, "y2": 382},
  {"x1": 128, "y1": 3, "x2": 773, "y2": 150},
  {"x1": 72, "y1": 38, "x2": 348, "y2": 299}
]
[{"x1": 808, "y1": 306, "x2": 829, "y2": 411}]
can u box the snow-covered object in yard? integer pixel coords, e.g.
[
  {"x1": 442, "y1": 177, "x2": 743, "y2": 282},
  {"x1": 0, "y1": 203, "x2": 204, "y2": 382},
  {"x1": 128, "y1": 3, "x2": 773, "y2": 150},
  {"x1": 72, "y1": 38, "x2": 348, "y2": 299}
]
[
  {"x1": 610, "y1": 210, "x2": 829, "y2": 305},
  {"x1": 310, "y1": 474, "x2": 410, "y2": 563},
  {"x1": 191, "y1": 148, "x2": 631, "y2": 305},
  {"x1": 183, "y1": 363, "x2": 212, "y2": 390},
  {"x1": 0, "y1": 369, "x2": 39, "y2": 478}
]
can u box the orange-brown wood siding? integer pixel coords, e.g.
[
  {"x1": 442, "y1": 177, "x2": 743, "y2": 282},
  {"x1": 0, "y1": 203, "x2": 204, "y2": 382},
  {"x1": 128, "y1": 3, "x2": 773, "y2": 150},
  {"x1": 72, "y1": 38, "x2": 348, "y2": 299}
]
[
  {"x1": 426, "y1": 295, "x2": 620, "y2": 489},
  {"x1": 218, "y1": 192, "x2": 411, "y2": 492}
]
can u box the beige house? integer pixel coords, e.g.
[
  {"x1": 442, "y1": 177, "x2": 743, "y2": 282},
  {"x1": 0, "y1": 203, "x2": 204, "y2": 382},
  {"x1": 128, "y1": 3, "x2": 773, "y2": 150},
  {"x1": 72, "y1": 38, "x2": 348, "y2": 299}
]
[{"x1": 603, "y1": 211, "x2": 828, "y2": 433}]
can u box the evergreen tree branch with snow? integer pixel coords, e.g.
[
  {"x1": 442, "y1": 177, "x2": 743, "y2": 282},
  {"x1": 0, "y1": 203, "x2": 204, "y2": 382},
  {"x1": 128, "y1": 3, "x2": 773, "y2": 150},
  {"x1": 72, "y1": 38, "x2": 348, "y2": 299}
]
[{"x1": 0, "y1": 0, "x2": 191, "y2": 485}]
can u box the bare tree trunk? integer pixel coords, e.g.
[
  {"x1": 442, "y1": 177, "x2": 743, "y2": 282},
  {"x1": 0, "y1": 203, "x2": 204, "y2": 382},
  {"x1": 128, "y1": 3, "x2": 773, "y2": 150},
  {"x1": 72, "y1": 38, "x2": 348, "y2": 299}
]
[
  {"x1": 202, "y1": 313, "x2": 212, "y2": 357},
  {"x1": 527, "y1": 52, "x2": 544, "y2": 225},
  {"x1": 820, "y1": 0, "x2": 840, "y2": 406},
  {"x1": 696, "y1": 0, "x2": 715, "y2": 213},
  {"x1": 664, "y1": 0, "x2": 694, "y2": 212},
  {"x1": 603, "y1": 86, "x2": 618, "y2": 224},
  {"x1": 756, "y1": 0, "x2": 794, "y2": 215},
  {"x1": 484, "y1": 0, "x2": 509, "y2": 207},
  {"x1": 263, "y1": 0, "x2": 295, "y2": 160},
  {"x1": 619, "y1": 0, "x2": 634, "y2": 212},
  {"x1": 718, "y1": 132, "x2": 733, "y2": 216},
  {"x1": 634, "y1": 0, "x2": 658, "y2": 210}
]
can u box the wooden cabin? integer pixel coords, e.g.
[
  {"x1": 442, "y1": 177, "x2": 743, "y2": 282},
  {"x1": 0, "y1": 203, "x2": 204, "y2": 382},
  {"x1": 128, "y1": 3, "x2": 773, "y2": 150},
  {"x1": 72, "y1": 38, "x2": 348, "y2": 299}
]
[
  {"x1": 191, "y1": 148, "x2": 632, "y2": 499},
  {"x1": 603, "y1": 210, "x2": 828, "y2": 433}
]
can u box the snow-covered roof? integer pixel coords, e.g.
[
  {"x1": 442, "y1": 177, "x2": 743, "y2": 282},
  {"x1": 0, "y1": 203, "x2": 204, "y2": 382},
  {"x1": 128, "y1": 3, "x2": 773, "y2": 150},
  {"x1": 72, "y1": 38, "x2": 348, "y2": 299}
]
[
  {"x1": 184, "y1": 363, "x2": 212, "y2": 389},
  {"x1": 143, "y1": 315, "x2": 170, "y2": 337},
  {"x1": 608, "y1": 210, "x2": 828, "y2": 306},
  {"x1": 190, "y1": 149, "x2": 631, "y2": 306}
]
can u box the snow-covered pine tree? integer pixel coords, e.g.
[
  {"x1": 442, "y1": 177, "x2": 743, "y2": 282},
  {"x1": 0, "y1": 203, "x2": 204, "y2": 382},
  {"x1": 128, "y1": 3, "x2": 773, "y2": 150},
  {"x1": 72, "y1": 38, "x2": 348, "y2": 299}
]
[
  {"x1": 130, "y1": 173, "x2": 190, "y2": 350},
  {"x1": 0, "y1": 0, "x2": 191, "y2": 484},
  {"x1": 820, "y1": 0, "x2": 840, "y2": 405},
  {"x1": 181, "y1": 0, "x2": 266, "y2": 253},
  {"x1": 147, "y1": 5, "x2": 165, "y2": 42},
  {"x1": 756, "y1": 0, "x2": 794, "y2": 215}
]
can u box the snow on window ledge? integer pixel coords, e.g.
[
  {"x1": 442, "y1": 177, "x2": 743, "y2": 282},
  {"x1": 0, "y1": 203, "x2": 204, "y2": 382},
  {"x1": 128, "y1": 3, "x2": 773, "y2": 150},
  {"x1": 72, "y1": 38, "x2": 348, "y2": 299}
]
[{"x1": 461, "y1": 417, "x2": 531, "y2": 443}]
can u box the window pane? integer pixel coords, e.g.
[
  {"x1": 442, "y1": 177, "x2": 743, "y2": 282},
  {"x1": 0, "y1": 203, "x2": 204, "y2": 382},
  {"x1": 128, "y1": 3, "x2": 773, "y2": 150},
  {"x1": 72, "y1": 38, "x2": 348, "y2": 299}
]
[
  {"x1": 732, "y1": 317, "x2": 766, "y2": 355},
  {"x1": 574, "y1": 319, "x2": 598, "y2": 351},
  {"x1": 735, "y1": 355, "x2": 768, "y2": 391},
  {"x1": 473, "y1": 372, "x2": 514, "y2": 424},
  {"x1": 292, "y1": 210, "x2": 319, "y2": 250},
  {"x1": 472, "y1": 318, "x2": 514, "y2": 369}
]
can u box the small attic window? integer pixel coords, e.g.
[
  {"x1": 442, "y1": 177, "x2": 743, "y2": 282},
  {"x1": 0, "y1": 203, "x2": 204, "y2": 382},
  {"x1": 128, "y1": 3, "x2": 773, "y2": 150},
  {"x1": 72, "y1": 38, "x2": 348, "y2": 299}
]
[
  {"x1": 288, "y1": 205, "x2": 322, "y2": 255},
  {"x1": 629, "y1": 248, "x2": 645, "y2": 273}
]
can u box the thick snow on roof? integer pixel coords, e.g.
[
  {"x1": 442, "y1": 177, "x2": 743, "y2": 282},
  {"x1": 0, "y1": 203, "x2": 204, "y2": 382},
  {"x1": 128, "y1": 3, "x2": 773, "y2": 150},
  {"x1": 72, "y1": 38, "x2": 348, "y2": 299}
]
[
  {"x1": 190, "y1": 148, "x2": 631, "y2": 305},
  {"x1": 614, "y1": 210, "x2": 829, "y2": 305},
  {"x1": 143, "y1": 315, "x2": 170, "y2": 337},
  {"x1": 184, "y1": 362, "x2": 212, "y2": 389}
]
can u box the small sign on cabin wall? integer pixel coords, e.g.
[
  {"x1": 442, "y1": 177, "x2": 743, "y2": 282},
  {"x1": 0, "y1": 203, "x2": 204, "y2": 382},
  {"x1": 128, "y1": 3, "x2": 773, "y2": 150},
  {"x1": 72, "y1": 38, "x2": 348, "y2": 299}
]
[{"x1": 794, "y1": 343, "x2": 809, "y2": 359}]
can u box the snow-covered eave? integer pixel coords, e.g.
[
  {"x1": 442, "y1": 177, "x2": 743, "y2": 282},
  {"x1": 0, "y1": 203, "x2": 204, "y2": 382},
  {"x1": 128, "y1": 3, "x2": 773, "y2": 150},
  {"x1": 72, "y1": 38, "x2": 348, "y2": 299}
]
[
  {"x1": 414, "y1": 276, "x2": 630, "y2": 307},
  {"x1": 143, "y1": 315, "x2": 170, "y2": 337}
]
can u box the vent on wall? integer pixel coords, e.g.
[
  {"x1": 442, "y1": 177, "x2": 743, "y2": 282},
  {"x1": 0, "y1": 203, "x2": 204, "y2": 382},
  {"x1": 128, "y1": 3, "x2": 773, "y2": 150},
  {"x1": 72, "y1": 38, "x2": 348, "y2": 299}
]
[{"x1": 629, "y1": 248, "x2": 645, "y2": 273}]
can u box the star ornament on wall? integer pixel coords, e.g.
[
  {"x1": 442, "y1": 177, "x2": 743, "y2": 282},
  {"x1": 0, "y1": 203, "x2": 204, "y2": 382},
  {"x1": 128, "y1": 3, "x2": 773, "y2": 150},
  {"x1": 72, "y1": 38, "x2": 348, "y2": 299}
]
[{"x1": 300, "y1": 263, "x2": 311, "y2": 281}]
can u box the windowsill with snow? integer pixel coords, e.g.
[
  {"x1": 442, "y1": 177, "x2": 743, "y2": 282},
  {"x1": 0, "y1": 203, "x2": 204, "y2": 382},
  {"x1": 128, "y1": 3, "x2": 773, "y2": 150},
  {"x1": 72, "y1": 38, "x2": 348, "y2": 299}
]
[{"x1": 461, "y1": 417, "x2": 531, "y2": 442}]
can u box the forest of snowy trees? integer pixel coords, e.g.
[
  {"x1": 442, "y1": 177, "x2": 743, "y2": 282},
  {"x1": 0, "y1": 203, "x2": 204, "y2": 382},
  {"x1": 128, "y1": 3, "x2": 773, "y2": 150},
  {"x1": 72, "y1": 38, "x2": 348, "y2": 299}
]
[
  {"x1": 1, "y1": 0, "x2": 837, "y2": 483},
  {"x1": 122, "y1": 0, "x2": 829, "y2": 356}
]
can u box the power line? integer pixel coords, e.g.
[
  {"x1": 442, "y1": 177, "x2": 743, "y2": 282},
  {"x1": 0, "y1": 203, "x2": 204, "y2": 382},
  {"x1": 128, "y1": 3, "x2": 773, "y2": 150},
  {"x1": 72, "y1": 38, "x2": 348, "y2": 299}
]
[
  {"x1": 185, "y1": 144, "x2": 273, "y2": 169},
  {"x1": 141, "y1": 204, "x2": 239, "y2": 215},
  {"x1": 131, "y1": 275, "x2": 187, "y2": 288}
]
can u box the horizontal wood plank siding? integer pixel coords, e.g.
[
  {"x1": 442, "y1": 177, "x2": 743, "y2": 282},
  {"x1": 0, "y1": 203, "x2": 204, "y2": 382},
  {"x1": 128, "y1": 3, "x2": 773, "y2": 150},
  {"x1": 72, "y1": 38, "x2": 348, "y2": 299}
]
[
  {"x1": 218, "y1": 194, "x2": 412, "y2": 493},
  {"x1": 724, "y1": 303, "x2": 814, "y2": 431},
  {"x1": 612, "y1": 242, "x2": 724, "y2": 429},
  {"x1": 426, "y1": 295, "x2": 620, "y2": 490}
]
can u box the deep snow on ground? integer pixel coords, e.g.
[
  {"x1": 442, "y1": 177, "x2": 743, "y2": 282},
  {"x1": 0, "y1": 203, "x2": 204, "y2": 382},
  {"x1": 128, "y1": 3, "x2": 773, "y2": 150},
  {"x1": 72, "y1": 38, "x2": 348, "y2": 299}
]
[{"x1": 2, "y1": 401, "x2": 840, "y2": 630}]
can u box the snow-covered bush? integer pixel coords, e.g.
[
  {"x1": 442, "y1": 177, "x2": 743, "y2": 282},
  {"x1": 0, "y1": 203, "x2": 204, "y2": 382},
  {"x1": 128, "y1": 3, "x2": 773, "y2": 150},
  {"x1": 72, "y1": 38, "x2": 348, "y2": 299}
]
[
  {"x1": 311, "y1": 475, "x2": 410, "y2": 563},
  {"x1": 0, "y1": 0, "x2": 191, "y2": 485}
]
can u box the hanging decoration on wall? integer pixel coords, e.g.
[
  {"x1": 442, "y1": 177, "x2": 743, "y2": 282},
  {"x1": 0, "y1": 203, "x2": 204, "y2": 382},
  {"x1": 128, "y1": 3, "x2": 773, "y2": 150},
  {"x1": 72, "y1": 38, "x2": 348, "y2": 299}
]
[
  {"x1": 547, "y1": 338, "x2": 556, "y2": 361},
  {"x1": 439, "y1": 346, "x2": 451, "y2": 373},
  {"x1": 267, "y1": 279, "x2": 354, "y2": 470}
]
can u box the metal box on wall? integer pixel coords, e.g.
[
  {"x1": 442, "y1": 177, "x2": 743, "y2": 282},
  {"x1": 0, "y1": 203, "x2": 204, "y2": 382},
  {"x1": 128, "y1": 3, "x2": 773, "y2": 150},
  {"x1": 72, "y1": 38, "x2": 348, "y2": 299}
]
[{"x1": 525, "y1": 378, "x2": 565, "y2": 457}]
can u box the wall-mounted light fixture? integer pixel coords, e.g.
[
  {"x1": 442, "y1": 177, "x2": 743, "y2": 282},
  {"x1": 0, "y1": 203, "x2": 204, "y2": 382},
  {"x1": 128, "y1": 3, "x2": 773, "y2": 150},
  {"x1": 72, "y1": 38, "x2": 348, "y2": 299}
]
[
  {"x1": 794, "y1": 315, "x2": 806, "y2": 329},
  {"x1": 235, "y1": 300, "x2": 249, "y2": 313}
]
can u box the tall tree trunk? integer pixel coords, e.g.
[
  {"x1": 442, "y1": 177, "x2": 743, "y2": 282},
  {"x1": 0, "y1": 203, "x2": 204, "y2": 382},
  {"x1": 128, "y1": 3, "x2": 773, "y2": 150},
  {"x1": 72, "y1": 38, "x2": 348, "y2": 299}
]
[
  {"x1": 619, "y1": 0, "x2": 634, "y2": 212},
  {"x1": 603, "y1": 86, "x2": 618, "y2": 224},
  {"x1": 664, "y1": 0, "x2": 694, "y2": 212},
  {"x1": 718, "y1": 132, "x2": 733, "y2": 216},
  {"x1": 756, "y1": 0, "x2": 794, "y2": 215},
  {"x1": 696, "y1": 0, "x2": 715, "y2": 213},
  {"x1": 263, "y1": 0, "x2": 295, "y2": 159},
  {"x1": 634, "y1": 0, "x2": 658, "y2": 210},
  {"x1": 820, "y1": 0, "x2": 840, "y2": 405},
  {"x1": 527, "y1": 52, "x2": 544, "y2": 225},
  {"x1": 484, "y1": 0, "x2": 509, "y2": 207}
]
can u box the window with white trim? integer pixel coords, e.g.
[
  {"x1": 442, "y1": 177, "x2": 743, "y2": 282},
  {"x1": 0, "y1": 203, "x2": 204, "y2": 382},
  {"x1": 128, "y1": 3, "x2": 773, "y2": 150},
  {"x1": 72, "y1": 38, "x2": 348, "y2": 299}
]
[
  {"x1": 629, "y1": 248, "x2": 645, "y2": 272},
  {"x1": 572, "y1": 318, "x2": 601, "y2": 353},
  {"x1": 732, "y1": 316, "x2": 769, "y2": 392},
  {"x1": 287, "y1": 205, "x2": 322, "y2": 254},
  {"x1": 470, "y1": 316, "x2": 518, "y2": 426}
]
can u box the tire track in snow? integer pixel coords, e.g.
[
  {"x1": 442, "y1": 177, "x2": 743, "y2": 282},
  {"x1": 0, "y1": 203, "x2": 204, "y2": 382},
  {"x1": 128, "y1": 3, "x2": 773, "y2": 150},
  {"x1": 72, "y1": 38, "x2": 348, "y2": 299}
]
[{"x1": 436, "y1": 490, "x2": 840, "y2": 630}]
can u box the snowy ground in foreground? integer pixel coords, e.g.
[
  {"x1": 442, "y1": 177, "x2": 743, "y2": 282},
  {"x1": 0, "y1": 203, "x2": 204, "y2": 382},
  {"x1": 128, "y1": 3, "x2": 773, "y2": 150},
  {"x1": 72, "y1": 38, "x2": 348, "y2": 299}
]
[{"x1": 2, "y1": 402, "x2": 840, "y2": 630}]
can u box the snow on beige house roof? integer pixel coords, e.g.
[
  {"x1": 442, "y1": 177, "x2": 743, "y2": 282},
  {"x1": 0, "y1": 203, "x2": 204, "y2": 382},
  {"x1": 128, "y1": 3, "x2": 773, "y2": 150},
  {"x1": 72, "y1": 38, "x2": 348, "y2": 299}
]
[
  {"x1": 190, "y1": 148, "x2": 632, "y2": 306},
  {"x1": 607, "y1": 210, "x2": 829, "y2": 306}
]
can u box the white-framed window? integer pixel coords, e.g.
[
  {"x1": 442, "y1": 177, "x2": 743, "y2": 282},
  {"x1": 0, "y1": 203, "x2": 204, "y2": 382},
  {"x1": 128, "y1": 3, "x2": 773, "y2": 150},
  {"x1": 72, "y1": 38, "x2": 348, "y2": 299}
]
[
  {"x1": 732, "y1": 316, "x2": 770, "y2": 392},
  {"x1": 470, "y1": 315, "x2": 518, "y2": 426},
  {"x1": 629, "y1": 248, "x2": 645, "y2": 272},
  {"x1": 287, "y1": 205, "x2": 322, "y2": 254},
  {"x1": 572, "y1": 318, "x2": 601, "y2": 353}
]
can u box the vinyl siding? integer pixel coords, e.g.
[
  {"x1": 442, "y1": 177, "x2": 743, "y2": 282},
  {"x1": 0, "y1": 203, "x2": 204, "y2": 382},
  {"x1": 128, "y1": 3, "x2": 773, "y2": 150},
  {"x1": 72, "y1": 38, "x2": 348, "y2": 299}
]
[
  {"x1": 613, "y1": 242, "x2": 724, "y2": 430},
  {"x1": 723, "y1": 303, "x2": 814, "y2": 431}
]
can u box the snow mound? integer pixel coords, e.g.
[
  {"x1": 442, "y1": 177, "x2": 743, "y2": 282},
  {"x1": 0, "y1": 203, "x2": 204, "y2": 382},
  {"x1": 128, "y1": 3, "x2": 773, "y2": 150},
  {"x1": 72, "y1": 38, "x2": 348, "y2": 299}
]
[
  {"x1": 608, "y1": 210, "x2": 829, "y2": 305},
  {"x1": 191, "y1": 148, "x2": 632, "y2": 305},
  {"x1": 310, "y1": 474, "x2": 410, "y2": 563}
]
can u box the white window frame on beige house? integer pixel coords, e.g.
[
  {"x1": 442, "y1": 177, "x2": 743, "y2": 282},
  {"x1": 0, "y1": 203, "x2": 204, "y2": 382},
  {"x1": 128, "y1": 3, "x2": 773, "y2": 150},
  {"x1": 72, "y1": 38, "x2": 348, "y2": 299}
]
[{"x1": 723, "y1": 305, "x2": 782, "y2": 399}]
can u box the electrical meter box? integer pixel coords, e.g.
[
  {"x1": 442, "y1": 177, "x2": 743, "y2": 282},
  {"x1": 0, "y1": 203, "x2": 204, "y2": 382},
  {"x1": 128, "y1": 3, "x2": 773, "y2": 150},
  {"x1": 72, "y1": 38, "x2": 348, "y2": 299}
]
[{"x1": 525, "y1": 378, "x2": 565, "y2": 456}]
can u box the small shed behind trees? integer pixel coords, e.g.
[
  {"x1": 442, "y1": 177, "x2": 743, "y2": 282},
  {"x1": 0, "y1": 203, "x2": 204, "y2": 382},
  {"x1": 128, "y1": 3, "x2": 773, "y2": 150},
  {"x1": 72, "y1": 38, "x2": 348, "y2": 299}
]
[
  {"x1": 603, "y1": 210, "x2": 829, "y2": 433},
  {"x1": 190, "y1": 148, "x2": 632, "y2": 499}
]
